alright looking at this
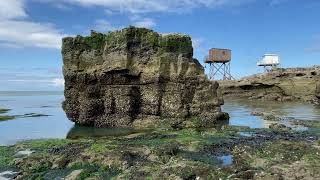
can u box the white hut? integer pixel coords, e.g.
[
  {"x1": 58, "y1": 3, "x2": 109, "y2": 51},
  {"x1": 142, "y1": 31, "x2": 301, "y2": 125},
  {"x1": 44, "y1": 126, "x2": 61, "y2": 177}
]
[{"x1": 257, "y1": 54, "x2": 280, "y2": 72}]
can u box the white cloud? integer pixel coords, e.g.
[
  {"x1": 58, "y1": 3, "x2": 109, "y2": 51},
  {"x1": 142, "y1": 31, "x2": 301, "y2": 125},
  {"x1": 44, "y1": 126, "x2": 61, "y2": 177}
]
[
  {"x1": 129, "y1": 14, "x2": 156, "y2": 28},
  {"x1": 269, "y1": 0, "x2": 289, "y2": 6},
  {"x1": 0, "y1": 20, "x2": 65, "y2": 49},
  {"x1": 104, "y1": 9, "x2": 114, "y2": 15},
  {"x1": 0, "y1": 42, "x2": 22, "y2": 49},
  {"x1": 192, "y1": 37, "x2": 205, "y2": 49},
  {"x1": 93, "y1": 19, "x2": 116, "y2": 32},
  {"x1": 6, "y1": 78, "x2": 65, "y2": 87},
  {"x1": 53, "y1": 0, "x2": 255, "y2": 14},
  {"x1": 0, "y1": 0, "x2": 27, "y2": 19},
  {"x1": 133, "y1": 18, "x2": 156, "y2": 28},
  {"x1": 0, "y1": 0, "x2": 66, "y2": 49}
]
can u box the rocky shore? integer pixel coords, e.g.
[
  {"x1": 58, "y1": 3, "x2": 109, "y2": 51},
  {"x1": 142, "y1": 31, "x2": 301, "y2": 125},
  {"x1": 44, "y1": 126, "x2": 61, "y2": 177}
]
[
  {"x1": 219, "y1": 67, "x2": 320, "y2": 104},
  {"x1": 1, "y1": 119, "x2": 319, "y2": 179},
  {"x1": 2, "y1": 27, "x2": 320, "y2": 179},
  {"x1": 2, "y1": 97, "x2": 320, "y2": 179},
  {"x1": 62, "y1": 27, "x2": 227, "y2": 128}
]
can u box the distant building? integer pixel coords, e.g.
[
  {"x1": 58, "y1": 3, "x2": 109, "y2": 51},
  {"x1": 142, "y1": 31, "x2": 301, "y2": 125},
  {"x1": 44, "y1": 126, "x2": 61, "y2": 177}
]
[{"x1": 257, "y1": 54, "x2": 280, "y2": 72}]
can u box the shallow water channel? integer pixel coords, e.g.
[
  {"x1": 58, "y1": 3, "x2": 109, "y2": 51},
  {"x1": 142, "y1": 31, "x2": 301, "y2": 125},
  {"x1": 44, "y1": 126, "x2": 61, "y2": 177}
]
[{"x1": 1, "y1": 91, "x2": 320, "y2": 146}]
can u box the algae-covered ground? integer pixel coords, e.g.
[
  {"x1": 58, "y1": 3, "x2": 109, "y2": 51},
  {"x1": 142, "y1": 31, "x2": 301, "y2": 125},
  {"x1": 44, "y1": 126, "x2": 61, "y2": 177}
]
[{"x1": 1, "y1": 120, "x2": 320, "y2": 180}]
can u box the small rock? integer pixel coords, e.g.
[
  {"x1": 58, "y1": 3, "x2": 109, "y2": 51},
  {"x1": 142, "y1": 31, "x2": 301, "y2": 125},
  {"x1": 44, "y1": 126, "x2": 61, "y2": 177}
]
[
  {"x1": 0, "y1": 171, "x2": 18, "y2": 179},
  {"x1": 228, "y1": 170, "x2": 257, "y2": 179},
  {"x1": 282, "y1": 96, "x2": 295, "y2": 101},
  {"x1": 269, "y1": 123, "x2": 291, "y2": 131},
  {"x1": 251, "y1": 111, "x2": 264, "y2": 116},
  {"x1": 263, "y1": 114, "x2": 281, "y2": 121},
  {"x1": 14, "y1": 149, "x2": 34, "y2": 158},
  {"x1": 52, "y1": 157, "x2": 70, "y2": 169},
  {"x1": 65, "y1": 169, "x2": 83, "y2": 180},
  {"x1": 263, "y1": 94, "x2": 280, "y2": 101}
]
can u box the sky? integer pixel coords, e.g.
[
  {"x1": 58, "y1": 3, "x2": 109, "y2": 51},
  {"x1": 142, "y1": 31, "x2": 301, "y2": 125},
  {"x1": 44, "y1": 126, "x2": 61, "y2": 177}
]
[{"x1": 0, "y1": 0, "x2": 319, "y2": 91}]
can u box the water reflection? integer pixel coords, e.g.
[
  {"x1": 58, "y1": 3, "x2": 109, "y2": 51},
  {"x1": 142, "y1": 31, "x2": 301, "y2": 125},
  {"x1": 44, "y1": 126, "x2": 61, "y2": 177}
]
[
  {"x1": 217, "y1": 155, "x2": 233, "y2": 166},
  {"x1": 66, "y1": 125, "x2": 140, "y2": 139},
  {"x1": 0, "y1": 92, "x2": 73, "y2": 146},
  {"x1": 223, "y1": 97, "x2": 320, "y2": 128},
  {"x1": 1, "y1": 92, "x2": 320, "y2": 146}
]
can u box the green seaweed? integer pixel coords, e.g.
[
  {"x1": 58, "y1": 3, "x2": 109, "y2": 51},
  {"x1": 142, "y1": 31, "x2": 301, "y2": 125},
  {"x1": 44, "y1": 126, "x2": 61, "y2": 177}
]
[
  {"x1": 0, "y1": 146, "x2": 15, "y2": 167},
  {"x1": 20, "y1": 139, "x2": 73, "y2": 150},
  {"x1": 0, "y1": 115, "x2": 15, "y2": 121},
  {"x1": 0, "y1": 108, "x2": 11, "y2": 114},
  {"x1": 69, "y1": 163, "x2": 121, "y2": 180},
  {"x1": 87, "y1": 140, "x2": 118, "y2": 153},
  {"x1": 3, "y1": 121, "x2": 320, "y2": 179}
]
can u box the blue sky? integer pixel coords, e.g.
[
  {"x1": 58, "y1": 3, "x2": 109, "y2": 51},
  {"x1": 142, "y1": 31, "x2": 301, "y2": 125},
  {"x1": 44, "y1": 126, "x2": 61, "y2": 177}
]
[{"x1": 0, "y1": 0, "x2": 319, "y2": 91}]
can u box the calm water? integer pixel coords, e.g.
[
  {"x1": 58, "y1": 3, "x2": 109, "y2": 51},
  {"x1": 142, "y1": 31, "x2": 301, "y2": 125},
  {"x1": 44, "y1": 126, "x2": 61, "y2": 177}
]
[
  {"x1": 0, "y1": 91, "x2": 73, "y2": 145},
  {"x1": 223, "y1": 97, "x2": 320, "y2": 128},
  {"x1": 1, "y1": 92, "x2": 320, "y2": 145}
]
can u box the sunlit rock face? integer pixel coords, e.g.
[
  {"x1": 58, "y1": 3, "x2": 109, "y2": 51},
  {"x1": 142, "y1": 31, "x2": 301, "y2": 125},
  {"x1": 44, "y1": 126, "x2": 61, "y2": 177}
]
[
  {"x1": 62, "y1": 26, "x2": 227, "y2": 128},
  {"x1": 220, "y1": 67, "x2": 320, "y2": 104}
]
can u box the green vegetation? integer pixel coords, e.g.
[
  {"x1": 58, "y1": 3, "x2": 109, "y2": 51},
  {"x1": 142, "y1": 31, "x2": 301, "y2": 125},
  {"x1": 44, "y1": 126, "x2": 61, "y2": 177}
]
[
  {"x1": 0, "y1": 115, "x2": 15, "y2": 121},
  {"x1": 0, "y1": 108, "x2": 15, "y2": 121},
  {"x1": 70, "y1": 163, "x2": 121, "y2": 180},
  {"x1": 0, "y1": 146, "x2": 15, "y2": 168},
  {"x1": 252, "y1": 141, "x2": 311, "y2": 164},
  {"x1": 2, "y1": 119, "x2": 320, "y2": 179},
  {"x1": 0, "y1": 108, "x2": 11, "y2": 114},
  {"x1": 85, "y1": 31, "x2": 107, "y2": 50},
  {"x1": 87, "y1": 140, "x2": 118, "y2": 153},
  {"x1": 105, "y1": 29, "x2": 127, "y2": 48},
  {"x1": 159, "y1": 33, "x2": 193, "y2": 55}
]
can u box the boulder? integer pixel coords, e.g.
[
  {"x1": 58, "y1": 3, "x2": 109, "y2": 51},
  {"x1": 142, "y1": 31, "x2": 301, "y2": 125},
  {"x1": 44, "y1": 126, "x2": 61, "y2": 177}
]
[{"x1": 62, "y1": 26, "x2": 227, "y2": 128}]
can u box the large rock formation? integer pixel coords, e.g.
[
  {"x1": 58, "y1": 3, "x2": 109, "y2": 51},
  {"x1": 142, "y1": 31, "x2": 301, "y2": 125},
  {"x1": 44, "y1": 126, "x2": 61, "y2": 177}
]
[
  {"x1": 62, "y1": 27, "x2": 227, "y2": 128},
  {"x1": 219, "y1": 67, "x2": 320, "y2": 104},
  {"x1": 316, "y1": 82, "x2": 320, "y2": 104}
]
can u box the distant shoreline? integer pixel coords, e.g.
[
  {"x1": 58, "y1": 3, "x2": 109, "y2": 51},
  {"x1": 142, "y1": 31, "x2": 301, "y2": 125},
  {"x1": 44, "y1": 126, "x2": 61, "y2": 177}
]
[{"x1": 0, "y1": 91, "x2": 64, "y2": 96}]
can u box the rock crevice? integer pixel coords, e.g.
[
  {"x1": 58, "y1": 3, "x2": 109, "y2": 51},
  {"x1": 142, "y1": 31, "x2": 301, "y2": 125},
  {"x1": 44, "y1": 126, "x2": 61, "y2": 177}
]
[{"x1": 62, "y1": 27, "x2": 226, "y2": 127}]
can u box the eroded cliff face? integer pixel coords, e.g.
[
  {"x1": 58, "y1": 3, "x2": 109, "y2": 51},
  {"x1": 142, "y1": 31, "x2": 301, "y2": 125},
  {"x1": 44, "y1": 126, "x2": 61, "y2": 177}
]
[
  {"x1": 62, "y1": 27, "x2": 227, "y2": 128},
  {"x1": 219, "y1": 67, "x2": 320, "y2": 104}
]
